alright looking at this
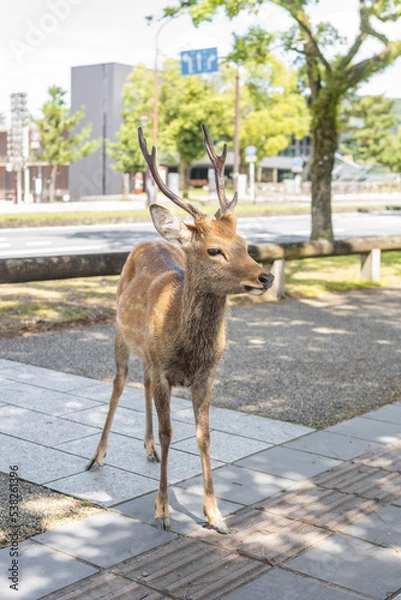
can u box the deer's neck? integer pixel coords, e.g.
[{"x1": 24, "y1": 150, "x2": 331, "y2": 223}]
[{"x1": 178, "y1": 270, "x2": 228, "y2": 363}]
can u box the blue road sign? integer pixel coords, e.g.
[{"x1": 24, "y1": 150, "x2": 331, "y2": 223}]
[{"x1": 180, "y1": 47, "x2": 218, "y2": 76}]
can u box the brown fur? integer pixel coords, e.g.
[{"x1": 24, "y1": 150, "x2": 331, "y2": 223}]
[
  {"x1": 86, "y1": 176, "x2": 273, "y2": 534},
  {"x1": 86, "y1": 210, "x2": 272, "y2": 532}
]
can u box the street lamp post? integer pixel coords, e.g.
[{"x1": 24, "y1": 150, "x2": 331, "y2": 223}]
[{"x1": 152, "y1": 17, "x2": 174, "y2": 147}]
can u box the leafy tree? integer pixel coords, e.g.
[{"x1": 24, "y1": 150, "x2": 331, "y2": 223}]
[
  {"x1": 158, "y1": 59, "x2": 233, "y2": 197},
  {"x1": 340, "y1": 94, "x2": 397, "y2": 164},
  {"x1": 379, "y1": 125, "x2": 401, "y2": 173},
  {"x1": 226, "y1": 26, "x2": 309, "y2": 158},
  {"x1": 107, "y1": 64, "x2": 154, "y2": 174},
  {"x1": 240, "y1": 59, "x2": 310, "y2": 160},
  {"x1": 109, "y1": 56, "x2": 309, "y2": 197},
  {"x1": 165, "y1": 0, "x2": 401, "y2": 240},
  {"x1": 34, "y1": 86, "x2": 100, "y2": 202}
]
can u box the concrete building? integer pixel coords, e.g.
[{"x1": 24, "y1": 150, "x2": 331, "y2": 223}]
[{"x1": 69, "y1": 62, "x2": 132, "y2": 200}]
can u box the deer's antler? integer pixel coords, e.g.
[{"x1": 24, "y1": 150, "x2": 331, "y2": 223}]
[
  {"x1": 202, "y1": 124, "x2": 238, "y2": 216},
  {"x1": 138, "y1": 127, "x2": 205, "y2": 221}
]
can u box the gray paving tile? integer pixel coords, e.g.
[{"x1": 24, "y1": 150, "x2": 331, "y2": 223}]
[
  {"x1": 173, "y1": 429, "x2": 272, "y2": 462},
  {"x1": 326, "y1": 416, "x2": 401, "y2": 444},
  {"x1": 393, "y1": 497, "x2": 401, "y2": 507},
  {"x1": 235, "y1": 446, "x2": 342, "y2": 481},
  {"x1": 0, "y1": 434, "x2": 89, "y2": 484},
  {"x1": 114, "y1": 486, "x2": 242, "y2": 535},
  {"x1": 343, "y1": 504, "x2": 401, "y2": 550},
  {"x1": 221, "y1": 567, "x2": 363, "y2": 599},
  {"x1": 58, "y1": 431, "x2": 222, "y2": 483},
  {"x1": 178, "y1": 464, "x2": 294, "y2": 505},
  {"x1": 287, "y1": 534, "x2": 401, "y2": 598},
  {"x1": 46, "y1": 464, "x2": 158, "y2": 506},
  {"x1": 34, "y1": 511, "x2": 176, "y2": 568},
  {"x1": 0, "y1": 405, "x2": 97, "y2": 445},
  {"x1": 73, "y1": 381, "x2": 193, "y2": 413},
  {"x1": 284, "y1": 430, "x2": 382, "y2": 461},
  {"x1": 362, "y1": 402, "x2": 401, "y2": 425},
  {"x1": 0, "y1": 540, "x2": 98, "y2": 600},
  {"x1": 208, "y1": 406, "x2": 312, "y2": 443},
  {"x1": 0, "y1": 364, "x2": 97, "y2": 392},
  {"x1": 168, "y1": 406, "x2": 195, "y2": 424},
  {"x1": 0, "y1": 379, "x2": 101, "y2": 415},
  {"x1": 64, "y1": 404, "x2": 195, "y2": 442},
  {"x1": 0, "y1": 358, "x2": 21, "y2": 370},
  {"x1": 71, "y1": 381, "x2": 145, "y2": 406}
]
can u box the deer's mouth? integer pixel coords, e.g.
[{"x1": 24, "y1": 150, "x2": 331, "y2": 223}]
[
  {"x1": 242, "y1": 284, "x2": 267, "y2": 296},
  {"x1": 242, "y1": 274, "x2": 274, "y2": 295}
]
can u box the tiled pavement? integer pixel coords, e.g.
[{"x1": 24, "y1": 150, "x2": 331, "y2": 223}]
[{"x1": 0, "y1": 359, "x2": 400, "y2": 599}]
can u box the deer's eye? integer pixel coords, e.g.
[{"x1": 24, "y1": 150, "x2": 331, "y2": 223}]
[{"x1": 207, "y1": 248, "x2": 224, "y2": 257}]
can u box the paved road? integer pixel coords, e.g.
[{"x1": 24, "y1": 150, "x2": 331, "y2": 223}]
[{"x1": 0, "y1": 211, "x2": 400, "y2": 258}]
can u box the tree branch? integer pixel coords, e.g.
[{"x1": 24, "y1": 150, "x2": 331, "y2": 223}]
[
  {"x1": 293, "y1": 12, "x2": 332, "y2": 73},
  {"x1": 344, "y1": 41, "x2": 401, "y2": 88},
  {"x1": 270, "y1": 0, "x2": 331, "y2": 72}
]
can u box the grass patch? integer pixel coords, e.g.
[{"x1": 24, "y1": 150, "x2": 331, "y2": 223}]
[
  {"x1": 286, "y1": 251, "x2": 401, "y2": 297},
  {"x1": 0, "y1": 276, "x2": 118, "y2": 336},
  {"x1": 0, "y1": 202, "x2": 381, "y2": 229},
  {"x1": 0, "y1": 253, "x2": 399, "y2": 337}
]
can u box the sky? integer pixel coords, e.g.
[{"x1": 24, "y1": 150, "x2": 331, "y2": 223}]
[{"x1": 1, "y1": 0, "x2": 401, "y2": 121}]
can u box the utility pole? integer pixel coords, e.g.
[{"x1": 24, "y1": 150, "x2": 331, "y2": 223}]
[{"x1": 233, "y1": 67, "x2": 240, "y2": 195}]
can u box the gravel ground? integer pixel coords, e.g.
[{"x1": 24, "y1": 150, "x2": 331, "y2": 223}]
[
  {"x1": 1, "y1": 287, "x2": 400, "y2": 428},
  {"x1": 0, "y1": 473, "x2": 102, "y2": 547}
]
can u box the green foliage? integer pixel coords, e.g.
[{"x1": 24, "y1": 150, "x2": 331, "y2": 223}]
[
  {"x1": 380, "y1": 125, "x2": 401, "y2": 173},
  {"x1": 109, "y1": 56, "x2": 309, "y2": 182},
  {"x1": 340, "y1": 95, "x2": 397, "y2": 164},
  {"x1": 166, "y1": 0, "x2": 401, "y2": 239},
  {"x1": 227, "y1": 25, "x2": 275, "y2": 65},
  {"x1": 241, "y1": 59, "x2": 310, "y2": 158},
  {"x1": 158, "y1": 59, "x2": 229, "y2": 163},
  {"x1": 34, "y1": 86, "x2": 100, "y2": 166},
  {"x1": 106, "y1": 65, "x2": 154, "y2": 173}
]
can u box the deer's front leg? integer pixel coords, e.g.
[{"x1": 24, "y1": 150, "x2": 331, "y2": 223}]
[
  {"x1": 192, "y1": 377, "x2": 231, "y2": 534},
  {"x1": 152, "y1": 374, "x2": 172, "y2": 530}
]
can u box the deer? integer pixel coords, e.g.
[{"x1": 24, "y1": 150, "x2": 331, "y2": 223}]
[{"x1": 86, "y1": 124, "x2": 274, "y2": 534}]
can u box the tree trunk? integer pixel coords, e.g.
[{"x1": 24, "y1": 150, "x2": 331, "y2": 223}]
[
  {"x1": 49, "y1": 164, "x2": 58, "y2": 202},
  {"x1": 310, "y1": 94, "x2": 339, "y2": 241},
  {"x1": 179, "y1": 161, "x2": 192, "y2": 199}
]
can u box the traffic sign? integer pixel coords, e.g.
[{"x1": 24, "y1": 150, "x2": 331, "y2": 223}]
[
  {"x1": 180, "y1": 48, "x2": 218, "y2": 76},
  {"x1": 292, "y1": 156, "x2": 303, "y2": 173},
  {"x1": 245, "y1": 145, "x2": 257, "y2": 156}
]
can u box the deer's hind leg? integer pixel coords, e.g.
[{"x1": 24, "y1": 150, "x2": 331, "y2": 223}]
[
  {"x1": 152, "y1": 373, "x2": 173, "y2": 530},
  {"x1": 143, "y1": 361, "x2": 160, "y2": 463},
  {"x1": 86, "y1": 328, "x2": 129, "y2": 471}
]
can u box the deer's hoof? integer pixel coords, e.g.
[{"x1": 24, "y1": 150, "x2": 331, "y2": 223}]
[
  {"x1": 155, "y1": 516, "x2": 170, "y2": 531},
  {"x1": 147, "y1": 451, "x2": 160, "y2": 463},
  {"x1": 211, "y1": 520, "x2": 231, "y2": 535},
  {"x1": 85, "y1": 459, "x2": 101, "y2": 471}
]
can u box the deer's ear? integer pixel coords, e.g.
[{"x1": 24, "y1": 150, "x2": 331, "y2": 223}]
[{"x1": 149, "y1": 205, "x2": 192, "y2": 244}]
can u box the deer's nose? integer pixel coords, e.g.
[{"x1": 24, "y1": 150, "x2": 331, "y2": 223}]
[{"x1": 259, "y1": 273, "x2": 274, "y2": 289}]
